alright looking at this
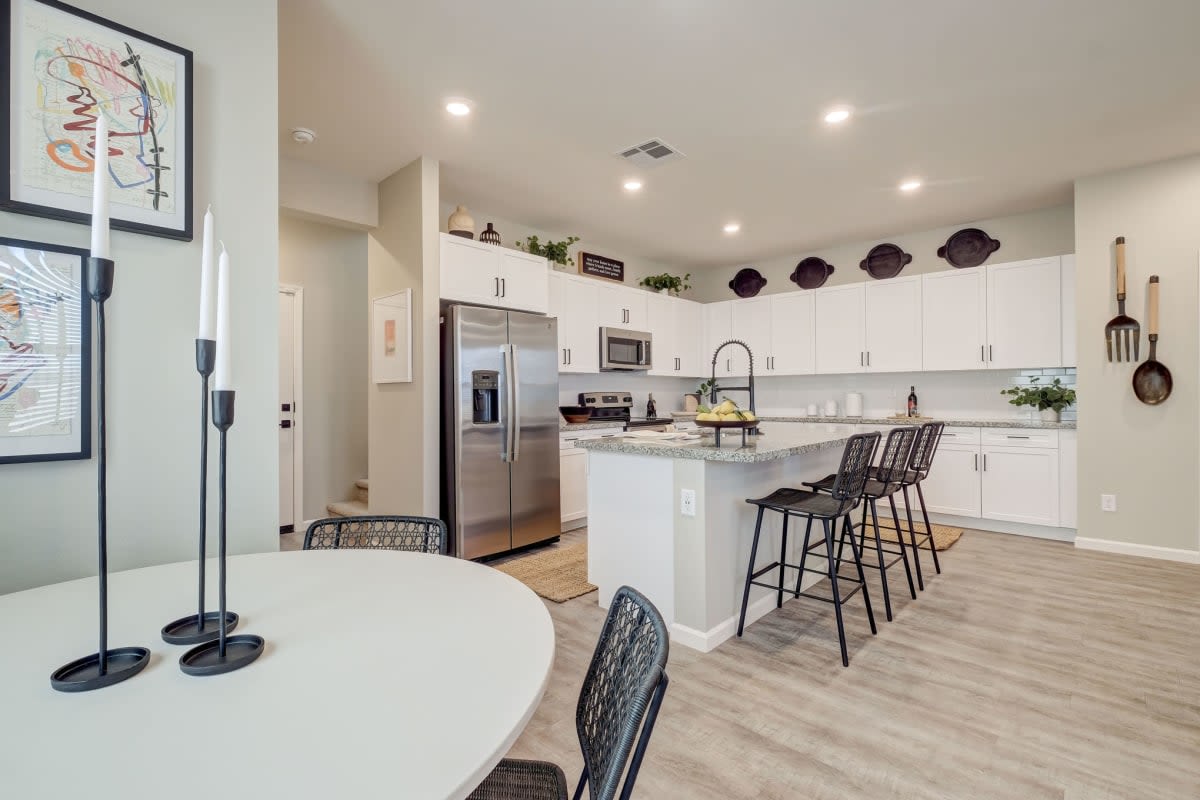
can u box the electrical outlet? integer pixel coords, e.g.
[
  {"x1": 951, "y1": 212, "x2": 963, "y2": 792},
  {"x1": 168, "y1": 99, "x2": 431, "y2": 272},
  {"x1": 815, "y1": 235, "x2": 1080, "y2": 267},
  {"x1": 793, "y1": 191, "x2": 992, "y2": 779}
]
[
  {"x1": 1101, "y1": 494, "x2": 1117, "y2": 513},
  {"x1": 680, "y1": 489, "x2": 697, "y2": 517}
]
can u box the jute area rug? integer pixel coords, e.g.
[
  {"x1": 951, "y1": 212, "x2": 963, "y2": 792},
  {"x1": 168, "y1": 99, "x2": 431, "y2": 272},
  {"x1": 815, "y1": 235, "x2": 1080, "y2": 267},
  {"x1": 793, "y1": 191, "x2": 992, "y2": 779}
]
[
  {"x1": 494, "y1": 542, "x2": 597, "y2": 603},
  {"x1": 867, "y1": 520, "x2": 964, "y2": 551}
]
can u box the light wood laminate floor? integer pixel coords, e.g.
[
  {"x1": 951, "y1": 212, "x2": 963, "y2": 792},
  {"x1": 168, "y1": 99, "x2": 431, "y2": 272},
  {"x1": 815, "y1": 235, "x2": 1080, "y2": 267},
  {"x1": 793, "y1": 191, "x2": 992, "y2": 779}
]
[{"x1": 503, "y1": 529, "x2": 1200, "y2": 800}]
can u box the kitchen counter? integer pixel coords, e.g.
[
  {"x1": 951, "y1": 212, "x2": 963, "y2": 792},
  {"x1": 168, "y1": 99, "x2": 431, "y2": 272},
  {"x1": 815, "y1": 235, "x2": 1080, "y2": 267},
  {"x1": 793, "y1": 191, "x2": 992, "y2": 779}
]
[
  {"x1": 671, "y1": 411, "x2": 1076, "y2": 430},
  {"x1": 559, "y1": 420, "x2": 625, "y2": 432},
  {"x1": 576, "y1": 425, "x2": 853, "y2": 463}
]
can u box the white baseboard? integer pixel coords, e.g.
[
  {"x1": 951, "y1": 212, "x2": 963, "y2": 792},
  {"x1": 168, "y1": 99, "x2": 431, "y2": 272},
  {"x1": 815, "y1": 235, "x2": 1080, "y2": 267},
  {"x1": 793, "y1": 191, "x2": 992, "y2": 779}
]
[
  {"x1": 669, "y1": 593, "x2": 784, "y2": 653},
  {"x1": 1074, "y1": 537, "x2": 1200, "y2": 565},
  {"x1": 928, "y1": 512, "x2": 1076, "y2": 542}
]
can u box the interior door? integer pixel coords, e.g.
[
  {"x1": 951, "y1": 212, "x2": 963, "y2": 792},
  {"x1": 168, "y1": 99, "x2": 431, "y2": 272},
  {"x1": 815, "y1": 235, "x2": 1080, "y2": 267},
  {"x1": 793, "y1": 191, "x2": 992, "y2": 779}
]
[
  {"x1": 922, "y1": 269, "x2": 988, "y2": 371},
  {"x1": 814, "y1": 284, "x2": 865, "y2": 374},
  {"x1": 278, "y1": 291, "x2": 296, "y2": 532},
  {"x1": 508, "y1": 311, "x2": 561, "y2": 549}
]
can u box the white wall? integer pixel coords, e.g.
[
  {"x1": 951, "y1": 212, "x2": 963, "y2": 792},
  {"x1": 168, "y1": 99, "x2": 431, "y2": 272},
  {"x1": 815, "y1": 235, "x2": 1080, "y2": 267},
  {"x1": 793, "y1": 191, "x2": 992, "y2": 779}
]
[
  {"x1": 279, "y1": 214, "x2": 368, "y2": 519},
  {"x1": 368, "y1": 157, "x2": 440, "y2": 516},
  {"x1": 280, "y1": 157, "x2": 379, "y2": 230},
  {"x1": 690, "y1": 205, "x2": 1074, "y2": 302},
  {"x1": 0, "y1": 0, "x2": 279, "y2": 594},
  {"x1": 437, "y1": 202, "x2": 691, "y2": 294},
  {"x1": 1075, "y1": 155, "x2": 1200, "y2": 556}
]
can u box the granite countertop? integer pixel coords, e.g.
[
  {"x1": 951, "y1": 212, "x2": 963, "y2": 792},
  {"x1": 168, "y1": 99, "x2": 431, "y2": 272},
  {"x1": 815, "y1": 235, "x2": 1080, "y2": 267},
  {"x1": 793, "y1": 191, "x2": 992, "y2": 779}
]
[
  {"x1": 559, "y1": 420, "x2": 625, "y2": 432},
  {"x1": 671, "y1": 410, "x2": 1074, "y2": 430},
  {"x1": 576, "y1": 424, "x2": 855, "y2": 463}
]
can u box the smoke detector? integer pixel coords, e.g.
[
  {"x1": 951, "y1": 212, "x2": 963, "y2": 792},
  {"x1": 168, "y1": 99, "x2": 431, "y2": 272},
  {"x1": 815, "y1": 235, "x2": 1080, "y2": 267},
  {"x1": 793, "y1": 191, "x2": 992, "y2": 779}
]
[
  {"x1": 615, "y1": 138, "x2": 685, "y2": 169},
  {"x1": 291, "y1": 127, "x2": 317, "y2": 145}
]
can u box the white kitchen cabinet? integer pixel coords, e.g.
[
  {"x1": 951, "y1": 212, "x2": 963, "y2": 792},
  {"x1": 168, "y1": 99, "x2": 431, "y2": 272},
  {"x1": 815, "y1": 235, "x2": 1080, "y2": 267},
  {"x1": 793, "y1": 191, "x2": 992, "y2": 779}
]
[
  {"x1": 986, "y1": 257, "x2": 1062, "y2": 369},
  {"x1": 675, "y1": 299, "x2": 705, "y2": 376},
  {"x1": 731, "y1": 297, "x2": 771, "y2": 375},
  {"x1": 769, "y1": 292, "x2": 815, "y2": 375},
  {"x1": 1058, "y1": 429, "x2": 1077, "y2": 528},
  {"x1": 864, "y1": 276, "x2": 923, "y2": 372},
  {"x1": 646, "y1": 293, "x2": 675, "y2": 377},
  {"x1": 560, "y1": 448, "x2": 588, "y2": 528},
  {"x1": 597, "y1": 284, "x2": 647, "y2": 330},
  {"x1": 922, "y1": 268, "x2": 989, "y2": 371},
  {"x1": 704, "y1": 301, "x2": 734, "y2": 379},
  {"x1": 1061, "y1": 254, "x2": 1077, "y2": 368},
  {"x1": 920, "y1": 445, "x2": 983, "y2": 517},
  {"x1": 548, "y1": 273, "x2": 599, "y2": 373},
  {"x1": 981, "y1": 446, "x2": 1060, "y2": 526},
  {"x1": 440, "y1": 234, "x2": 548, "y2": 313},
  {"x1": 814, "y1": 284, "x2": 866, "y2": 374},
  {"x1": 648, "y1": 295, "x2": 705, "y2": 377}
]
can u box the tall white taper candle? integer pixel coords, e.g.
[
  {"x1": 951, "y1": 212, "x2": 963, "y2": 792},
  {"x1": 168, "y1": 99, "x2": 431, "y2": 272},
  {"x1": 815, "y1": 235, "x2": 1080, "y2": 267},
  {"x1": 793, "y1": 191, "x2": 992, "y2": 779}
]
[
  {"x1": 214, "y1": 243, "x2": 232, "y2": 391},
  {"x1": 198, "y1": 205, "x2": 215, "y2": 339},
  {"x1": 90, "y1": 113, "x2": 110, "y2": 259}
]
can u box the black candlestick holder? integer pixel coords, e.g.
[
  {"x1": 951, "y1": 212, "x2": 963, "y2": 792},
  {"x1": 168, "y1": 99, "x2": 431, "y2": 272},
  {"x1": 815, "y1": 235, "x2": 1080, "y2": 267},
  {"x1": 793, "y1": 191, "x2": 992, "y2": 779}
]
[
  {"x1": 51, "y1": 257, "x2": 150, "y2": 692},
  {"x1": 161, "y1": 339, "x2": 239, "y2": 645},
  {"x1": 179, "y1": 390, "x2": 264, "y2": 676}
]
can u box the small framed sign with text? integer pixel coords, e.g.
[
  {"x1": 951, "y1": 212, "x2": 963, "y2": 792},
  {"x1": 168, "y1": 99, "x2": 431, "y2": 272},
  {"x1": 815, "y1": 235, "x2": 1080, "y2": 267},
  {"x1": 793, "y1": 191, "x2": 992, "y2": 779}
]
[{"x1": 578, "y1": 252, "x2": 624, "y2": 282}]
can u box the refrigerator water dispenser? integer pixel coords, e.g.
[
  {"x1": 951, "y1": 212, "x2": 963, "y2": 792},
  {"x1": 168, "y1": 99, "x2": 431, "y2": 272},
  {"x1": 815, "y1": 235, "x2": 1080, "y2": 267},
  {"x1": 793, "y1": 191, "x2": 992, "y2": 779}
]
[{"x1": 471, "y1": 370, "x2": 499, "y2": 424}]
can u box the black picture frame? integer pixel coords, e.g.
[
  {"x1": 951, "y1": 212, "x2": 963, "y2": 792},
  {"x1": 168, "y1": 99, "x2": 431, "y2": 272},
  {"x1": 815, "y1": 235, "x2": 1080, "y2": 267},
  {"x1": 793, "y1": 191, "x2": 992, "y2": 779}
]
[
  {"x1": 0, "y1": 235, "x2": 91, "y2": 464},
  {"x1": 0, "y1": 0, "x2": 193, "y2": 241}
]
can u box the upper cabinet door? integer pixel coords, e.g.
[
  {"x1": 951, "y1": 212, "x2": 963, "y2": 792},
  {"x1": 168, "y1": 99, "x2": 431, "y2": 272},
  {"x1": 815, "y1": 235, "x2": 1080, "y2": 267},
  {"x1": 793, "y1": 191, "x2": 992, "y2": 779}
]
[
  {"x1": 703, "y1": 301, "x2": 734, "y2": 378},
  {"x1": 986, "y1": 257, "x2": 1062, "y2": 370},
  {"x1": 549, "y1": 274, "x2": 598, "y2": 374},
  {"x1": 645, "y1": 293, "x2": 675, "y2": 376},
  {"x1": 1060, "y1": 254, "x2": 1076, "y2": 368},
  {"x1": 864, "y1": 276, "x2": 922, "y2": 372},
  {"x1": 730, "y1": 297, "x2": 772, "y2": 376},
  {"x1": 440, "y1": 234, "x2": 503, "y2": 307},
  {"x1": 814, "y1": 284, "x2": 866, "y2": 374},
  {"x1": 595, "y1": 283, "x2": 646, "y2": 330},
  {"x1": 498, "y1": 249, "x2": 549, "y2": 314},
  {"x1": 770, "y1": 292, "x2": 815, "y2": 375},
  {"x1": 674, "y1": 299, "x2": 705, "y2": 377},
  {"x1": 922, "y1": 269, "x2": 987, "y2": 371}
]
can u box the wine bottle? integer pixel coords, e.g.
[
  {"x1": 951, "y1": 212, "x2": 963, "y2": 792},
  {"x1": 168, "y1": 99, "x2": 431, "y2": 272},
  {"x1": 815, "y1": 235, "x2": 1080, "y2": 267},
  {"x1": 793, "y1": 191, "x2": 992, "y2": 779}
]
[
  {"x1": 646, "y1": 393, "x2": 657, "y2": 420},
  {"x1": 907, "y1": 386, "x2": 919, "y2": 418}
]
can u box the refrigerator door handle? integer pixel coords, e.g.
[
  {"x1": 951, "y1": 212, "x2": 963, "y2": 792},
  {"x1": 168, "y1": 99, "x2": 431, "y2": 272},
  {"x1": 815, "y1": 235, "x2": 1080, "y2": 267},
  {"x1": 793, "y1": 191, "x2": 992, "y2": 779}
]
[
  {"x1": 510, "y1": 344, "x2": 522, "y2": 462},
  {"x1": 502, "y1": 344, "x2": 517, "y2": 462}
]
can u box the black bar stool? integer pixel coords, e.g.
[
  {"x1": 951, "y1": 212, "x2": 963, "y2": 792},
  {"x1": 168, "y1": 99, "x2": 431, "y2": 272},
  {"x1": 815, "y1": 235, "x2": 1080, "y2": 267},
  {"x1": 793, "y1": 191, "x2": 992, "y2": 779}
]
[
  {"x1": 893, "y1": 421, "x2": 945, "y2": 590},
  {"x1": 736, "y1": 432, "x2": 880, "y2": 667},
  {"x1": 802, "y1": 426, "x2": 919, "y2": 622}
]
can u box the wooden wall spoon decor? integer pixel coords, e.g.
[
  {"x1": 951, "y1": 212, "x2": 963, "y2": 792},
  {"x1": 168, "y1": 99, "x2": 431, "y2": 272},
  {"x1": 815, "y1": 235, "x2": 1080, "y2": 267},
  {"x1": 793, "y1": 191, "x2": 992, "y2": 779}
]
[{"x1": 1132, "y1": 275, "x2": 1172, "y2": 405}]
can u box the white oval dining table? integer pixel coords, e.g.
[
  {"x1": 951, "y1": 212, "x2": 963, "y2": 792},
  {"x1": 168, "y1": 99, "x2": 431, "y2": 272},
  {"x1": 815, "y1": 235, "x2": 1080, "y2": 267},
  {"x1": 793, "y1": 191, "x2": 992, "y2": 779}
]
[{"x1": 0, "y1": 549, "x2": 555, "y2": 799}]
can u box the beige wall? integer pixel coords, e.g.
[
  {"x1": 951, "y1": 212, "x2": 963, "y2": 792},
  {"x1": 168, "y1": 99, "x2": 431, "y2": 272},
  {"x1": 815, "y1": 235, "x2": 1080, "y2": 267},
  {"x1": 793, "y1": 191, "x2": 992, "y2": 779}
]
[
  {"x1": 279, "y1": 214, "x2": 369, "y2": 520},
  {"x1": 368, "y1": 158, "x2": 440, "y2": 515},
  {"x1": 0, "y1": 0, "x2": 279, "y2": 594},
  {"x1": 280, "y1": 157, "x2": 379, "y2": 230},
  {"x1": 689, "y1": 205, "x2": 1075, "y2": 302},
  {"x1": 1074, "y1": 156, "x2": 1200, "y2": 556},
  {"x1": 437, "y1": 203, "x2": 690, "y2": 295}
]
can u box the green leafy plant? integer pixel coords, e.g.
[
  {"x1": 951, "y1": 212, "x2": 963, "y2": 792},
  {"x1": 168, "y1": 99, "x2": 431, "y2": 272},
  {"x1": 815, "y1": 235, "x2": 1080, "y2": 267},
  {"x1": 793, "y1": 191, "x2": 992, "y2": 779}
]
[
  {"x1": 1000, "y1": 377, "x2": 1076, "y2": 412},
  {"x1": 697, "y1": 378, "x2": 720, "y2": 398},
  {"x1": 639, "y1": 272, "x2": 692, "y2": 294},
  {"x1": 514, "y1": 235, "x2": 580, "y2": 267}
]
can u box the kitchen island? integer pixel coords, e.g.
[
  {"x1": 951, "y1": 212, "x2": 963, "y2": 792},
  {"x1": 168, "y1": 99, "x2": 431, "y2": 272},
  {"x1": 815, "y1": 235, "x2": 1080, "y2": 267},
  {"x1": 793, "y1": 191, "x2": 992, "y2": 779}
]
[{"x1": 578, "y1": 424, "x2": 856, "y2": 652}]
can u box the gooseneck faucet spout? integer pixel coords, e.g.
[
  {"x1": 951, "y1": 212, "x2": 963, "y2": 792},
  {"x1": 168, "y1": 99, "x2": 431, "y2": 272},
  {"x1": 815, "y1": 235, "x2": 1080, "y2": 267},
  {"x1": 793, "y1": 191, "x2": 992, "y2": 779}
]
[{"x1": 709, "y1": 339, "x2": 758, "y2": 435}]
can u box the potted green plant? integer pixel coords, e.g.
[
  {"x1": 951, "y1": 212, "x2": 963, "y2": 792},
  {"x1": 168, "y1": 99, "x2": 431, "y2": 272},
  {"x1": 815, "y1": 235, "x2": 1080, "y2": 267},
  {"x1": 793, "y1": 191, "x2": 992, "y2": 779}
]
[
  {"x1": 639, "y1": 272, "x2": 692, "y2": 296},
  {"x1": 1000, "y1": 377, "x2": 1076, "y2": 422},
  {"x1": 514, "y1": 235, "x2": 580, "y2": 269}
]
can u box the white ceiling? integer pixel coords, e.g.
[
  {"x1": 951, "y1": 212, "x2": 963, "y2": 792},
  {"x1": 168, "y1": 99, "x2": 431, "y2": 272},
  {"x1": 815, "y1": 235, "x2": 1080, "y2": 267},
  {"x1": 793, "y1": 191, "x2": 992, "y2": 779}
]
[{"x1": 279, "y1": 0, "x2": 1200, "y2": 267}]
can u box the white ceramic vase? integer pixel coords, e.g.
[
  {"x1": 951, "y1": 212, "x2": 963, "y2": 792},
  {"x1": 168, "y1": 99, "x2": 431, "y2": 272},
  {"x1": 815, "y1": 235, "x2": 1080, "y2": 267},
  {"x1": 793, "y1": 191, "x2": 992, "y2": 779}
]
[{"x1": 1038, "y1": 408, "x2": 1061, "y2": 423}]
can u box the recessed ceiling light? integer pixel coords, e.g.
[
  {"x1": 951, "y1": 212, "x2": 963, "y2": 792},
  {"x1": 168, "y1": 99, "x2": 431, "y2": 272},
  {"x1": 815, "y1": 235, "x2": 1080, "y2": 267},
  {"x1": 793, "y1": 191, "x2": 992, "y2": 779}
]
[
  {"x1": 899, "y1": 179, "x2": 922, "y2": 192},
  {"x1": 723, "y1": 222, "x2": 741, "y2": 234},
  {"x1": 823, "y1": 107, "x2": 851, "y2": 124},
  {"x1": 290, "y1": 127, "x2": 317, "y2": 144},
  {"x1": 445, "y1": 99, "x2": 472, "y2": 117},
  {"x1": 623, "y1": 180, "x2": 643, "y2": 192}
]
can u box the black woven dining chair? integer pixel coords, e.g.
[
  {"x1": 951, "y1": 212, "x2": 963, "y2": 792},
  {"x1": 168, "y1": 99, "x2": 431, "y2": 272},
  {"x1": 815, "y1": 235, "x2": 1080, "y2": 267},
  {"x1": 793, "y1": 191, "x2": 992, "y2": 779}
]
[
  {"x1": 302, "y1": 515, "x2": 445, "y2": 554},
  {"x1": 468, "y1": 586, "x2": 670, "y2": 800}
]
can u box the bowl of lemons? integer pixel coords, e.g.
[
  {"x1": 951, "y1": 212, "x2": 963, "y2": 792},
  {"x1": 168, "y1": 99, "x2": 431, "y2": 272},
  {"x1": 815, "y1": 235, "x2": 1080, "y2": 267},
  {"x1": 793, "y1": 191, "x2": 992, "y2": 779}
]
[{"x1": 694, "y1": 399, "x2": 757, "y2": 428}]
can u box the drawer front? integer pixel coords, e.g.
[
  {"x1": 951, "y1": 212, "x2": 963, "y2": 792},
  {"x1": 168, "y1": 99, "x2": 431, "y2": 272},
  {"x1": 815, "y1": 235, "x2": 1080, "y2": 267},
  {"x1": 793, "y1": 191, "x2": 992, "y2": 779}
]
[
  {"x1": 936, "y1": 427, "x2": 981, "y2": 446},
  {"x1": 981, "y1": 428, "x2": 1059, "y2": 449}
]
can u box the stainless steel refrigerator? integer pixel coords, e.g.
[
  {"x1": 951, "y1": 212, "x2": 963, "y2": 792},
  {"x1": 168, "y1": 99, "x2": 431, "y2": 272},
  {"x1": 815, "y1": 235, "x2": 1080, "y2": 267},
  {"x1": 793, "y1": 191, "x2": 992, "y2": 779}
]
[{"x1": 442, "y1": 304, "x2": 561, "y2": 559}]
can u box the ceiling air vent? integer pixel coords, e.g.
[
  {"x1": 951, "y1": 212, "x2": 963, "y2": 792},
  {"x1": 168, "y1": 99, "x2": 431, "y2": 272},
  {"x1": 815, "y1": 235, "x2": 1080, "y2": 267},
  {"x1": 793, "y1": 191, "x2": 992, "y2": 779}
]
[{"x1": 615, "y1": 138, "x2": 685, "y2": 169}]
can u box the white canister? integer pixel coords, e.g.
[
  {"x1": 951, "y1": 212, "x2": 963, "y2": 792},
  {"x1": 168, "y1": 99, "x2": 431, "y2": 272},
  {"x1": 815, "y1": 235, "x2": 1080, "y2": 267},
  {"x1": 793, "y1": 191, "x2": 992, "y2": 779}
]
[
  {"x1": 823, "y1": 400, "x2": 838, "y2": 417},
  {"x1": 806, "y1": 403, "x2": 818, "y2": 416},
  {"x1": 844, "y1": 392, "x2": 863, "y2": 418}
]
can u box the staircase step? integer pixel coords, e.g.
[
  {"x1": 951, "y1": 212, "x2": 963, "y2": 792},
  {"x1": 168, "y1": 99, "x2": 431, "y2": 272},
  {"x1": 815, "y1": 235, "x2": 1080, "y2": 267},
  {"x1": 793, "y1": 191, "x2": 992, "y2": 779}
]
[{"x1": 326, "y1": 500, "x2": 367, "y2": 518}]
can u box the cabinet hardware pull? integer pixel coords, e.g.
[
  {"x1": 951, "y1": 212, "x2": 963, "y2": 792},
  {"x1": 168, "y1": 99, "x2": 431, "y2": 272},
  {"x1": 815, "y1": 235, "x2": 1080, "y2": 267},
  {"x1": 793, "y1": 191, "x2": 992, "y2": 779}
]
[
  {"x1": 562, "y1": 348, "x2": 567, "y2": 365},
  {"x1": 866, "y1": 351, "x2": 870, "y2": 367},
  {"x1": 860, "y1": 352, "x2": 864, "y2": 367},
  {"x1": 983, "y1": 454, "x2": 988, "y2": 471},
  {"x1": 494, "y1": 277, "x2": 500, "y2": 297},
  {"x1": 1006, "y1": 435, "x2": 1030, "y2": 439},
  {"x1": 974, "y1": 454, "x2": 978, "y2": 471},
  {"x1": 989, "y1": 345, "x2": 993, "y2": 361},
  {"x1": 501, "y1": 278, "x2": 506, "y2": 297}
]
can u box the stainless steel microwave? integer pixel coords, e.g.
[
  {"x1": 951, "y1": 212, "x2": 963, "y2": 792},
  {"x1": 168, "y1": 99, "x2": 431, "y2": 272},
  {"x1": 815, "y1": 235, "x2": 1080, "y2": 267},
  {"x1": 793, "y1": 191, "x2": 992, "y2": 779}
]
[{"x1": 599, "y1": 327, "x2": 652, "y2": 371}]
